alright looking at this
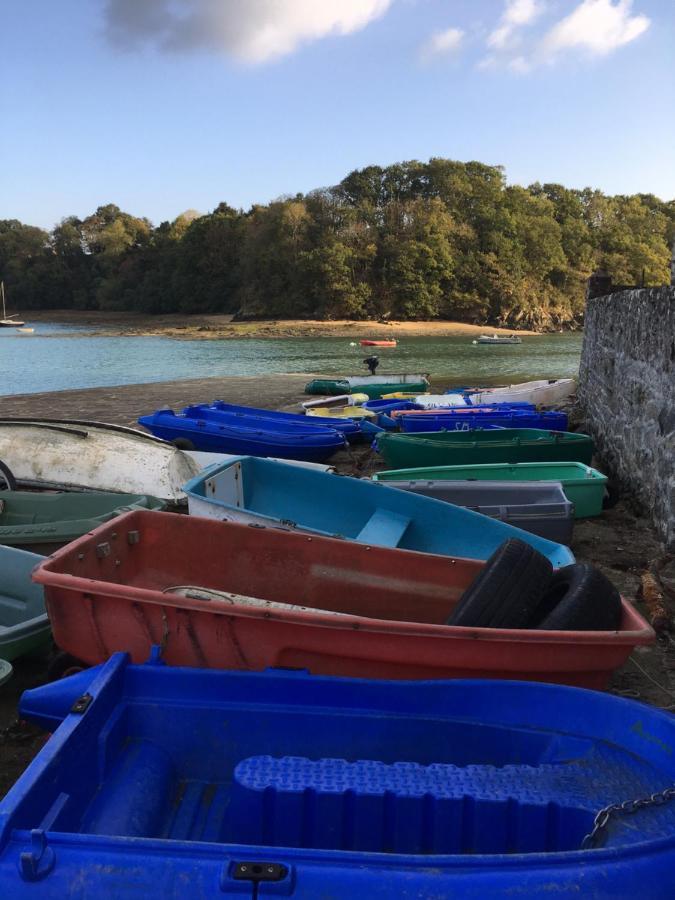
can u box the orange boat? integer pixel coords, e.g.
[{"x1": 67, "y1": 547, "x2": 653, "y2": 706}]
[{"x1": 360, "y1": 339, "x2": 397, "y2": 347}]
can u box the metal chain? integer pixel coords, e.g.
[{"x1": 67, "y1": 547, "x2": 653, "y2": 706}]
[{"x1": 582, "y1": 786, "x2": 675, "y2": 849}]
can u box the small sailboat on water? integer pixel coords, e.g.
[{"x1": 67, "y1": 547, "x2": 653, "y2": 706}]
[{"x1": 0, "y1": 281, "x2": 25, "y2": 327}]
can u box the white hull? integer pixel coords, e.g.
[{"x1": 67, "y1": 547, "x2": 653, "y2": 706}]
[
  {"x1": 413, "y1": 394, "x2": 468, "y2": 409},
  {"x1": 186, "y1": 450, "x2": 334, "y2": 473},
  {"x1": 0, "y1": 420, "x2": 200, "y2": 501},
  {"x1": 301, "y1": 394, "x2": 361, "y2": 410},
  {"x1": 470, "y1": 379, "x2": 576, "y2": 407}
]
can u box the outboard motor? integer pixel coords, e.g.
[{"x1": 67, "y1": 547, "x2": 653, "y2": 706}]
[{"x1": 363, "y1": 355, "x2": 379, "y2": 376}]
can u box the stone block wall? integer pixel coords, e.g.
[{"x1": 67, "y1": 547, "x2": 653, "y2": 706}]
[{"x1": 578, "y1": 287, "x2": 675, "y2": 549}]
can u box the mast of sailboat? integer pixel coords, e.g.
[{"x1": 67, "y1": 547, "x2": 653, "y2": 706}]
[{"x1": 1, "y1": 282, "x2": 5, "y2": 319}]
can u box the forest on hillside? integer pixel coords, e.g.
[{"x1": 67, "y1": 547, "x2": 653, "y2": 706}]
[{"x1": 2, "y1": 159, "x2": 673, "y2": 328}]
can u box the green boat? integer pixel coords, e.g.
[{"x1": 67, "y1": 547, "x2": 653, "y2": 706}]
[
  {"x1": 373, "y1": 461, "x2": 607, "y2": 518},
  {"x1": 0, "y1": 491, "x2": 166, "y2": 555},
  {"x1": 374, "y1": 428, "x2": 594, "y2": 470},
  {"x1": 0, "y1": 545, "x2": 50, "y2": 661},
  {"x1": 305, "y1": 373, "x2": 429, "y2": 400}
]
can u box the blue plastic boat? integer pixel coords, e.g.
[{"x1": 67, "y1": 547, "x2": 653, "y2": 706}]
[
  {"x1": 138, "y1": 409, "x2": 347, "y2": 462},
  {"x1": 399, "y1": 410, "x2": 569, "y2": 433},
  {"x1": 188, "y1": 401, "x2": 366, "y2": 441},
  {"x1": 2, "y1": 651, "x2": 673, "y2": 899},
  {"x1": 185, "y1": 456, "x2": 574, "y2": 566}
]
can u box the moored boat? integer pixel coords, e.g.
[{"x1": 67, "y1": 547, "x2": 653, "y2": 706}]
[
  {"x1": 468, "y1": 378, "x2": 576, "y2": 406},
  {"x1": 4, "y1": 653, "x2": 673, "y2": 897},
  {"x1": 375, "y1": 428, "x2": 593, "y2": 469},
  {"x1": 396, "y1": 408, "x2": 569, "y2": 432},
  {"x1": 138, "y1": 409, "x2": 346, "y2": 462},
  {"x1": 0, "y1": 419, "x2": 199, "y2": 502},
  {"x1": 0, "y1": 281, "x2": 25, "y2": 327},
  {"x1": 0, "y1": 544, "x2": 49, "y2": 661},
  {"x1": 181, "y1": 401, "x2": 363, "y2": 440},
  {"x1": 0, "y1": 490, "x2": 165, "y2": 554},
  {"x1": 184, "y1": 456, "x2": 574, "y2": 566},
  {"x1": 359, "y1": 339, "x2": 397, "y2": 347},
  {"x1": 305, "y1": 373, "x2": 430, "y2": 399},
  {"x1": 473, "y1": 334, "x2": 522, "y2": 345},
  {"x1": 374, "y1": 461, "x2": 608, "y2": 518},
  {"x1": 368, "y1": 479, "x2": 574, "y2": 543}
]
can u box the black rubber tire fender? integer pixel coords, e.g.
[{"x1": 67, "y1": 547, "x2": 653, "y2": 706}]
[
  {"x1": 446, "y1": 538, "x2": 554, "y2": 628},
  {"x1": 0, "y1": 459, "x2": 17, "y2": 490},
  {"x1": 171, "y1": 438, "x2": 195, "y2": 451},
  {"x1": 533, "y1": 563, "x2": 622, "y2": 631}
]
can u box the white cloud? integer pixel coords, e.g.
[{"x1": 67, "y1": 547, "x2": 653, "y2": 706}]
[
  {"x1": 488, "y1": 0, "x2": 544, "y2": 50},
  {"x1": 104, "y1": 0, "x2": 392, "y2": 63},
  {"x1": 541, "y1": 0, "x2": 650, "y2": 57},
  {"x1": 421, "y1": 27, "x2": 464, "y2": 61}
]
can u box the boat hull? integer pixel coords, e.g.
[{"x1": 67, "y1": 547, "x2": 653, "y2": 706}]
[
  {"x1": 0, "y1": 545, "x2": 49, "y2": 661},
  {"x1": 34, "y1": 509, "x2": 650, "y2": 685},
  {"x1": 468, "y1": 378, "x2": 576, "y2": 406},
  {"x1": 305, "y1": 374, "x2": 429, "y2": 399},
  {"x1": 376, "y1": 428, "x2": 593, "y2": 468},
  {"x1": 0, "y1": 419, "x2": 199, "y2": 502},
  {"x1": 374, "y1": 462, "x2": 608, "y2": 518},
  {"x1": 184, "y1": 456, "x2": 574, "y2": 566},
  {"x1": 4, "y1": 654, "x2": 673, "y2": 898},
  {"x1": 397, "y1": 409, "x2": 569, "y2": 432}
]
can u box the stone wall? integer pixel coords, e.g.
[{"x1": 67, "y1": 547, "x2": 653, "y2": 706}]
[{"x1": 578, "y1": 286, "x2": 675, "y2": 549}]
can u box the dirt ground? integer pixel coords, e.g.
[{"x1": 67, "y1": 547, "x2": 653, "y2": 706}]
[
  {"x1": 26, "y1": 309, "x2": 543, "y2": 340},
  {"x1": 0, "y1": 376, "x2": 673, "y2": 798}
]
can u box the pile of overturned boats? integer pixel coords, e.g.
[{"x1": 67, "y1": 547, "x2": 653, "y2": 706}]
[{"x1": 0, "y1": 375, "x2": 673, "y2": 898}]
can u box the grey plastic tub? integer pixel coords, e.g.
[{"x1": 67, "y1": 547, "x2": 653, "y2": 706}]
[{"x1": 382, "y1": 479, "x2": 574, "y2": 544}]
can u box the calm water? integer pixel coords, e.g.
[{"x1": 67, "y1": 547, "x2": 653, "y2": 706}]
[{"x1": 0, "y1": 325, "x2": 582, "y2": 396}]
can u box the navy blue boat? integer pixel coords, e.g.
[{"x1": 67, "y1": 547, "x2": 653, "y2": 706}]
[
  {"x1": 192, "y1": 401, "x2": 365, "y2": 441},
  {"x1": 399, "y1": 410, "x2": 569, "y2": 433},
  {"x1": 2, "y1": 651, "x2": 673, "y2": 898},
  {"x1": 138, "y1": 409, "x2": 346, "y2": 462}
]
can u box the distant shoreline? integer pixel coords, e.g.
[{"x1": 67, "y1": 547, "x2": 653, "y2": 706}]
[{"x1": 23, "y1": 310, "x2": 562, "y2": 340}]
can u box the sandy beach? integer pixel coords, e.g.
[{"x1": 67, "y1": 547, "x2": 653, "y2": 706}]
[{"x1": 25, "y1": 310, "x2": 546, "y2": 340}]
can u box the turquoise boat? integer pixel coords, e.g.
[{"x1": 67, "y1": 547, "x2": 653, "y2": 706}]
[
  {"x1": 375, "y1": 429, "x2": 594, "y2": 469},
  {"x1": 184, "y1": 456, "x2": 574, "y2": 567},
  {"x1": 0, "y1": 545, "x2": 49, "y2": 661},
  {"x1": 374, "y1": 462, "x2": 608, "y2": 518},
  {"x1": 0, "y1": 491, "x2": 166, "y2": 554}
]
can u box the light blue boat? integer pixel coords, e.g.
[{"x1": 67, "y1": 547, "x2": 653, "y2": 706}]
[{"x1": 184, "y1": 457, "x2": 574, "y2": 567}]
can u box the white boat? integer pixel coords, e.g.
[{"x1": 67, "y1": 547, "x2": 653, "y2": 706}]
[
  {"x1": 0, "y1": 282, "x2": 25, "y2": 328},
  {"x1": 301, "y1": 393, "x2": 367, "y2": 411},
  {"x1": 0, "y1": 419, "x2": 199, "y2": 502},
  {"x1": 186, "y1": 450, "x2": 335, "y2": 473},
  {"x1": 473, "y1": 334, "x2": 522, "y2": 345},
  {"x1": 344, "y1": 373, "x2": 428, "y2": 388},
  {"x1": 469, "y1": 379, "x2": 576, "y2": 407},
  {"x1": 413, "y1": 393, "x2": 468, "y2": 409}
]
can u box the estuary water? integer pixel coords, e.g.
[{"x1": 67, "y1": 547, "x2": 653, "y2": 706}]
[{"x1": 0, "y1": 324, "x2": 582, "y2": 396}]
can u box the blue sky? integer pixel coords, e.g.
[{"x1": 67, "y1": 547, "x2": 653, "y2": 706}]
[{"x1": 2, "y1": 1, "x2": 673, "y2": 230}]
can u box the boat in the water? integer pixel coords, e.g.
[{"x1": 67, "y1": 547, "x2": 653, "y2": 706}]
[
  {"x1": 359, "y1": 339, "x2": 397, "y2": 347},
  {"x1": 184, "y1": 456, "x2": 574, "y2": 566},
  {"x1": 138, "y1": 409, "x2": 346, "y2": 462},
  {"x1": 34, "y1": 509, "x2": 652, "y2": 684},
  {"x1": 473, "y1": 334, "x2": 522, "y2": 345},
  {"x1": 16, "y1": 327, "x2": 34, "y2": 334},
  {"x1": 375, "y1": 428, "x2": 594, "y2": 469},
  {"x1": 0, "y1": 545, "x2": 50, "y2": 661},
  {"x1": 368, "y1": 479, "x2": 574, "y2": 543},
  {"x1": 0, "y1": 419, "x2": 199, "y2": 502},
  {"x1": 0, "y1": 281, "x2": 25, "y2": 327},
  {"x1": 395, "y1": 408, "x2": 569, "y2": 432},
  {"x1": 468, "y1": 378, "x2": 576, "y2": 406},
  {"x1": 0, "y1": 490, "x2": 165, "y2": 554},
  {"x1": 305, "y1": 373, "x2": 430, "y2": 399},
  {"x1": 5, "y1": 653, "x2": 673, "y2": 898},
  {"x1": 374, "y1": 461, "x2": 608, "y2": 518}
]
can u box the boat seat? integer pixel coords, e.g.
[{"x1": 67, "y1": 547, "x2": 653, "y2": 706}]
[{"x1": 356, "y1": 508, "x2": 411, "y2": 547}]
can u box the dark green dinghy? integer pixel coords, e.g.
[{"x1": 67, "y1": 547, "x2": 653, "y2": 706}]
[
  {"x1": 0, "y1": 491, "x2": 166, "y2": 555},
  {"x1": 0, "y1": 545, "x2": 50, "y2": 661},
  {"x1": 375, "y1": 428, "x2": 594, "y2": 470}
]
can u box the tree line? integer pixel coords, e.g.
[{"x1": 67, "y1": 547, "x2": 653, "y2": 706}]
[{"x1": 2, "y1": 159, "x2": 673, "y2": 328}]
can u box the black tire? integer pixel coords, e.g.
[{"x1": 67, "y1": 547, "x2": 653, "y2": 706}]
[
  {"x1": 447, "y1": 538, "x2": 553, "y2": 628},
  {"x1": 0, "y1": 459, "x2": 17, "y2": 491},
  {"x1": 533, "y1": 563, "x2": 622, "y2": 631},
  {"x1": 46, "y1": 651, "x2": 87, "y2": 681},
  {"x1": 171, "y1": 438, "x2": 195, "y2": 451}
]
